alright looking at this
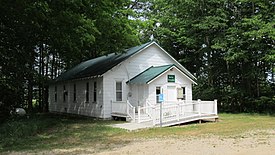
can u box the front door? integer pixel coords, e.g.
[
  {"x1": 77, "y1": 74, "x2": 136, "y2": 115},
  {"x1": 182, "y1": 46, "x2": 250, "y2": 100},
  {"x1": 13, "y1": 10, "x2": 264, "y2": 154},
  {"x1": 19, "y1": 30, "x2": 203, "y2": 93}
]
[{"x1": 167, "y1": 86, "x2": 176, "y2": 102}]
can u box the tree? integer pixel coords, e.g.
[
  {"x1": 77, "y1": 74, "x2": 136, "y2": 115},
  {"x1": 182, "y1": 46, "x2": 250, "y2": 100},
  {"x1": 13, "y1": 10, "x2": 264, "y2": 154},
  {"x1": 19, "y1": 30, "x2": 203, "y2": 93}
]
[
  {"x1": 147, "y1": 0, "x2": 275, "y2": 113},
  {"x1": 0, "y1": 0, "x2": 142, "y2": 114}
]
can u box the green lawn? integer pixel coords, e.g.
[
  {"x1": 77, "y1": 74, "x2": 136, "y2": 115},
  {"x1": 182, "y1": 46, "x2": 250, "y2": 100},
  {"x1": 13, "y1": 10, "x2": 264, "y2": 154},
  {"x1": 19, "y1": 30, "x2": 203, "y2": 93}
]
[{"x1": 0, "y1": 113, "x2": 274, "y2": 153}]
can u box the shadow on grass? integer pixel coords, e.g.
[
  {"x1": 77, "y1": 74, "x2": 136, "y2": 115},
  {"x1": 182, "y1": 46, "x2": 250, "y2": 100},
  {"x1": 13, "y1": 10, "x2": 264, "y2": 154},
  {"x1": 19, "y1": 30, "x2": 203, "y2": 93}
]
[{"x1": 0, "y1": 113, "x2": 129, "y2": 153}]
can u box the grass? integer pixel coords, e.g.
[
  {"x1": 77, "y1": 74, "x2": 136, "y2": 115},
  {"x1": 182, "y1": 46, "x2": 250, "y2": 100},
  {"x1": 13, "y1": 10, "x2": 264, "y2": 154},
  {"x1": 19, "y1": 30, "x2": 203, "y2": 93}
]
[
  {"x1": 0, "y1": 114, "x2": 125, "y2": 153},
  {"x1": 0, "y1": 113, "x2": 275, "y2": 153}
]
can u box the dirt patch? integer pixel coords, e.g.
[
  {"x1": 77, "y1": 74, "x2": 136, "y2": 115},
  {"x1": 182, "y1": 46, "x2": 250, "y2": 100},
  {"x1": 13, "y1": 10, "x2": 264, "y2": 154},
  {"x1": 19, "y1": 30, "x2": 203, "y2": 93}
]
[
  {"x1": 5, "y1": 130, "x2": 275, "y2": 155},
  {"x1": 96, "y1": 130, "x2": 275, "y2": 155}
]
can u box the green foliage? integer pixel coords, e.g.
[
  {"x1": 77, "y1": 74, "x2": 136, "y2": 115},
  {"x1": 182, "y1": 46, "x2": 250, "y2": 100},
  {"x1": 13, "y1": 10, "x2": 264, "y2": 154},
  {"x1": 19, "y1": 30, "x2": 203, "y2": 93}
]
[
  {"x1": 0, "y1": 0, "x2": 143, "y2": 112},
  {"x1": 147, "y1": 0, "x2": 275, "y2": 113},
  {"x1": 252, "y1": 96, "x2": 275, "y2": 113},
  {"x1": 1, "y1": 0, "x2": 274, "y2": 114}
]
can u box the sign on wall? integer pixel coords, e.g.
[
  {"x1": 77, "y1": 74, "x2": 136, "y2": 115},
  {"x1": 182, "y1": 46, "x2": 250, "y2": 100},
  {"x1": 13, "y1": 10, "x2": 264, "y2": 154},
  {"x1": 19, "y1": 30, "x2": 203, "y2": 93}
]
[
  {"x1": 158, "y1": 94, "x2": 164, "y2": 103},
  {"x1": 167, "y1": 75, "x2": 175, "y2": 82}
]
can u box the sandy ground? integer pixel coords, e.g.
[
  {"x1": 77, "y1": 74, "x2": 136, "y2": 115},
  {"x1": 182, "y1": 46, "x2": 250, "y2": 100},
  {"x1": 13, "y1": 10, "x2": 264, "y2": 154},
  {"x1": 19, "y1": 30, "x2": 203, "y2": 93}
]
[
  {"x1": 6, "y1": 130, "x2": 275, "y2": 155},
  {"x1": 95, "y1": 130, "x2": 275, "y2": 155}
]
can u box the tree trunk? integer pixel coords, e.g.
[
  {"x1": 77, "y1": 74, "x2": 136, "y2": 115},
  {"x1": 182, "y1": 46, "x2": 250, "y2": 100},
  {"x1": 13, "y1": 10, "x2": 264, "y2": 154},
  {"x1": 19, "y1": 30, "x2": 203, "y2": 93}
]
[
  {"x1": 27, "y1": 77, "x2": 33, "y2": 112},
  {"x1": 44, "y1": 85, "x2": 49, "y2": 112}
]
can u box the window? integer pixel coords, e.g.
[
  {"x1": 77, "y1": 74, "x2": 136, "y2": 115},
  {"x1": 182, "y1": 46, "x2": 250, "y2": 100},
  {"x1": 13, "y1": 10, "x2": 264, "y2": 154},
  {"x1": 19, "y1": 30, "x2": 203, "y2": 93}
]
[
  {"x1": 73, "y1": 84, "x2": 76, "y2": 102},
  {"x1": 86, "y1": 82, "x2": 89, "y2": 102},
  {"x1": 63, "y1": 85, "x2": 67, "y2": 102},
  {"x1": 177, "y1": 87, "x2": 186, "y2": 100},
  {"x1": 93, "y1": 82, "x2": 97, "y2": 102},
  {"x1": 116, "y1": 81, "x2": 122, "y2": 101},
  {"x1": 182, "y1": 87, "x2": 186, "y2": 100},
  {"x1": 156, "y1": 87, "x2": 161, "y2": 103},
  {"x1": 54, "y1": 86, "x2": 57, "y2": 102}
]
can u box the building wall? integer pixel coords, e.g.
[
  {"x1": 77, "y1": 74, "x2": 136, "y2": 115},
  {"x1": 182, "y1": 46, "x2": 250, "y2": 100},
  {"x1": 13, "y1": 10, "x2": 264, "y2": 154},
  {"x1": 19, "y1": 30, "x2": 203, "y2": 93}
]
[
  {"x1": 102, "y1": 44, "x2": 193, "y2": 118},
  {"x1": 49, "y1": 77, "x2": 104, "y2": 118}
]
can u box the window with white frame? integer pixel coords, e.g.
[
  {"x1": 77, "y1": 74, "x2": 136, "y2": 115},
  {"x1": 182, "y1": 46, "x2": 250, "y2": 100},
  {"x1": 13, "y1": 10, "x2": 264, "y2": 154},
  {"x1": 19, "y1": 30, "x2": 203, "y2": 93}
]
[
  {"x1": 177, "y1": 87, "x2": 186, "y2": 100},
  {"x1": 116, "y1": 81, "x2": 122, "y2": 101}
]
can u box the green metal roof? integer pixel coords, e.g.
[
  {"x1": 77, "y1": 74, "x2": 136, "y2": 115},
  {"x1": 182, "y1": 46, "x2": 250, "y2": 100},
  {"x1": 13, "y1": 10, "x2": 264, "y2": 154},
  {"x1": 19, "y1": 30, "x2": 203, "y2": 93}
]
[
  {"x1": 54, "y1": 41, "x2": 153, "y2": 82},
  {"x1": 127, "y1": 65, "x2": 174, "y2": 84}
]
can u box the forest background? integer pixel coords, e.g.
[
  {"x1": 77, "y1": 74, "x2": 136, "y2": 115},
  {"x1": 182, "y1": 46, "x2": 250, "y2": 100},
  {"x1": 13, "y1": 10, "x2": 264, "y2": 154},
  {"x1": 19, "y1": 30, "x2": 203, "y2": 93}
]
[{"x1": 1, "y1": 0, "x2": 274, "y2": 120}]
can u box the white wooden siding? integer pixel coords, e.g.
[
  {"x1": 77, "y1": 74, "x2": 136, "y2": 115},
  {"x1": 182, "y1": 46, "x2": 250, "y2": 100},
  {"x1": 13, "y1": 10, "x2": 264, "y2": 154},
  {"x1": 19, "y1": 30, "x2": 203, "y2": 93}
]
[
  {"x1": 103, "y1": 44, "x2": 193, "y2": 118},
  {"x1": 49, "y1": 77, "x2": 104, "y2": 118},
  {"x1": 129, "y1": 84, "x2": 148, "y2": 109},
  {"x1": 103, "y1": 67, "x2": 129, "y2": 118},
  {"x1": 123, "y1": 44, "x2": 179, "y2": 78}
]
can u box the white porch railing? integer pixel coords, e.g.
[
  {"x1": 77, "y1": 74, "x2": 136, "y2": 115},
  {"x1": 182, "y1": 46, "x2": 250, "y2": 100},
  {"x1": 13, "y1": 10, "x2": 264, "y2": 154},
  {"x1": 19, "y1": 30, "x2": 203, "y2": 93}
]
[
  {"x1": 112, "y1": 99, "x2": 218, "y2": 126},
  {"x1": 126, "y1": 100, "x2": 135, "y2": 120},
  {"x1": 137, "y1": 99, "x2": 218, "y2": 126},
  {"x1": 137, "y1": 100, "x2": 155, "y2": 123},
  {"x1": 111, "y1": 101, "x2": 127, "y2": 114},
  {"x1": 111, "y1": 100, "x2": 135, "y2": 120}
]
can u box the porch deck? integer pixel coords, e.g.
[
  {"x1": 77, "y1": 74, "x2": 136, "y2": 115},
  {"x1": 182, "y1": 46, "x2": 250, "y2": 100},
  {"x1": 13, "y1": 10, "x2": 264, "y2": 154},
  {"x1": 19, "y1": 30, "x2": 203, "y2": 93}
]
[{"x1": 111, "y1": 99, "x2": 218, "y2": 130}]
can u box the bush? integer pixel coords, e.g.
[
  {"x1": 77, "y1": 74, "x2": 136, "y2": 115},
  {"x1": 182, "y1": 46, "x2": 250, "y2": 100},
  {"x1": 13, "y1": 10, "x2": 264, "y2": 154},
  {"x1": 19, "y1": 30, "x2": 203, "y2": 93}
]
[{"x1": 253, "y1": 96, "x2": 275, "y2": 114}]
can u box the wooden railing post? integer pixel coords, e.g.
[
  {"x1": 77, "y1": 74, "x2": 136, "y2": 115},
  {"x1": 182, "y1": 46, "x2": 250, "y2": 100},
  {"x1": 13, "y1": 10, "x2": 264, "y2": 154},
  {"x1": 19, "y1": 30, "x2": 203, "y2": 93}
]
[
  {"x1": 126, "y1": 100, "x2": 129, "y2": 115},
  {"x1": 182, "y1": 102, "x2": 185, "y2": 117},
  {"x1": 152, "y1": 107, "x2": 155, "y2": 126},
  {"x1": 177, "y1": 103, "x2": 180, "y2": 121},
  {"x1": 145, "y1": 100, "x2": 148, "y2": 114},
  {"x1": 133, "y1": 107, "x2": 136, "y2": 122},
  {"x1": 214, "y1": 99, "x2": 218, "y2": 115},
  {"x1": 111, "y1": 100, "x2": 113, "y2": 113},
  {"x1": 198, "y1": 99, "x2": 201, "y2": 116},
  {"x1": 138, "y1": 106, "x2": 141, "y2": 123}
]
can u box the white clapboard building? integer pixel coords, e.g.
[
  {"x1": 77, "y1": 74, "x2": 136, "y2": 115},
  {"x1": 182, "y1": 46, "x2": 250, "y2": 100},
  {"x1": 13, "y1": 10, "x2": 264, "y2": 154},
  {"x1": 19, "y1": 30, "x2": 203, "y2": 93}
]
[{"x1": 49, "y1": 41, "x2": 218, "y2": 126}]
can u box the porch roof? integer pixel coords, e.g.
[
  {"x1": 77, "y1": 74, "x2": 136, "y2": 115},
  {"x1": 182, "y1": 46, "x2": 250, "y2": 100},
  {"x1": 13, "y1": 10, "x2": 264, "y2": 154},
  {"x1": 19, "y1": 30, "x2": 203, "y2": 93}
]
[{"x1": 127, "y1": 64, "x2": 174, "y2": 84}]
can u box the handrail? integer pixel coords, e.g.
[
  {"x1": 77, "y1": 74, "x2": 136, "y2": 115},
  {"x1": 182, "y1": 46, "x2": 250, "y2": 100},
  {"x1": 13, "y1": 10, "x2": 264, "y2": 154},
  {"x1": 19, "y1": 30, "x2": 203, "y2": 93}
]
[
  {"x1": 146, "y1": 100, "x2": 154, "y2": 107},
  {"x1": 136, "y1": 99, "x2": 218, "y2": 126},
  {"x1": 145, "y1": 100, "x2": 155, "y2": 118},
  {"x1": 126, "y1": 100, "x2": 135, "y2": 121},
  {"x1": 136, "y1": 100, "x2": 157, "y2": 123},
  {"x1": 153, "y1": 99, "x2": 218, "y2": 126}
]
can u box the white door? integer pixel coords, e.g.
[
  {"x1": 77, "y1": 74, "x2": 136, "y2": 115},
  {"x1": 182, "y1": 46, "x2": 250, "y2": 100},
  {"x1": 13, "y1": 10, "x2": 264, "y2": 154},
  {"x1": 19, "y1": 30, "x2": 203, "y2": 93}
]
[{"x1": 167, "y1": 86, "x2": 176, "y2": 102}]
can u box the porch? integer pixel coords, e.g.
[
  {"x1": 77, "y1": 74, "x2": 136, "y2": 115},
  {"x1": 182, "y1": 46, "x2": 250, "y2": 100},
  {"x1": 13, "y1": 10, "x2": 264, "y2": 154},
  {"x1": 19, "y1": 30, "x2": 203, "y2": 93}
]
[{"x1": 111, "y1": 99, "x2": 218, "y2": 129}]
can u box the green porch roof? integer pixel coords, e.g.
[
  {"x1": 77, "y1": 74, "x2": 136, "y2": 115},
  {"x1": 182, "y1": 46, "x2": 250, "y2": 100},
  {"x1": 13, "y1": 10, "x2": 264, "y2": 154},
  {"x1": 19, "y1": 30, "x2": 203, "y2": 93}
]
[
  {"x1": 54, "y1": 41, "x2": 153, "y2": 82},
  {"x1": 127, "y1": 64, "x2": 174, "y2": 84}
]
